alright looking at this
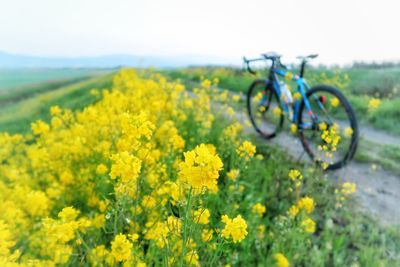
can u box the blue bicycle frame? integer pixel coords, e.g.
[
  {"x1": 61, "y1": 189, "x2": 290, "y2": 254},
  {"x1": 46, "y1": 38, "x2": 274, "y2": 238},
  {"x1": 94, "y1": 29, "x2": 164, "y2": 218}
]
[{"x1": 271, "y1": 67, "x2": 313, "y2": 129}]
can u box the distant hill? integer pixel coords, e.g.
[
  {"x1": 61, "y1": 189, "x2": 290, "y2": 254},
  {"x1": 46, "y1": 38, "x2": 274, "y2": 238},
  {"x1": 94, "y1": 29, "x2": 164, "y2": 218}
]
[{"x1": 0, "y1": 51, "x2": 235, "y2": 68}]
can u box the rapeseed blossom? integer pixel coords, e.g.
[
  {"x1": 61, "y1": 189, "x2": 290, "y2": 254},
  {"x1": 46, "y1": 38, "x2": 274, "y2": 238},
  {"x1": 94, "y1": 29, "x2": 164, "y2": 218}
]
[
  {"x1": 297, "y1": 197, "x2": 315, "y2": 214},
  {"x1": 194, "y1": 208, "x2": 211, "y2": 224},
  {"x1": 227, "y1": 169, "x2": 240, "y2": 180},
  {"x1": 301, "y1": 217, "x2": 316, "y2": 233},
  {"x1": 179, "y1": 144, "x2": 223, "y2": 193},
  {"x1": 31, "y1": 120, "x2": 50, "y2": 135},
  {"x1": 344, "y1": 127, "x2": 353, "y2": 138},
  {"x1": 237, "y1": 140, "x2": 256, "y2": 159},
  {"x1": 368, "y1": 98, "x2": 381, "y2": 111},
  {"x1": 111, "y1": 234, "x2": 132, "y2": 262},
  {"x1": 274, "y1": 253, "x2": 289, "y2": 267},
  {"x1": 341, "y1": 182, "x2": 357, "y2": 194},
  {"x1": 289, "y1": 196, "x2": 315, "y2": 217},
  {"x1": 252, "y1": 203, "x2": 266, "y2": 216},
  {"x1": 221, "y1": 215, "x2": 248, "y2": 243},
  {"x1": 330, "y1": 97, "x2": 340, "y2": 108},
  {"x1": 290, "y1": 123, "x2": 297, "y2": 134},
  {"x1": 110, "y1": 152, "x2": 142, "y2": 184},
  {"x1": 288, "y1": 169, "x2": 302, "y2": 188},
  {"x1": 58, "y1": 207, "x2": 79, "y2": 222}
]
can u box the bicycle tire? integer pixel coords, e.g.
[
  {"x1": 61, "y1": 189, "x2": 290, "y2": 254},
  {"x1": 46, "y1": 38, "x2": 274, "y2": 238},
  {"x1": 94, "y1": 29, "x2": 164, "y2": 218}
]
[
  {"x1": 297, "y1": 85, "x2": 358, "y2": 170},
  {"x1": 247, "y1": 79, "x2": 284, "y2": 139}
]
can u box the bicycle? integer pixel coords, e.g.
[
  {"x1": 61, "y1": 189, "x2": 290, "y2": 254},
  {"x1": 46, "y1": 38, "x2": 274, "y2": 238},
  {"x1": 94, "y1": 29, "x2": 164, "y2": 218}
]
[{"x1": 243, "y1": 52, "x2": 358, "y2": 170}]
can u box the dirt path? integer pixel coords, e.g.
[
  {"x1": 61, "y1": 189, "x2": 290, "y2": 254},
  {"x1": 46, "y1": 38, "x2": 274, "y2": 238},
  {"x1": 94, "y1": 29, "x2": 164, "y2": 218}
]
[
  {"x1": 360, "y1": 124, "x2": 400, "y2": 146},
  {"x1": 229, "y1": 106, "x2": 400, "y2": 226}
]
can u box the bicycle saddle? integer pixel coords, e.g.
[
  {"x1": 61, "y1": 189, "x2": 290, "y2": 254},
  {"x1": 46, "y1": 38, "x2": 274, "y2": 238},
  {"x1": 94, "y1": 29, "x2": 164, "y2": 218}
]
[
  {"x1": 262, "y1": 52, "x2": 282, "y2": 60},
  {"x1": 296, "y1": 54, "x2": 318, "y2": 60}
]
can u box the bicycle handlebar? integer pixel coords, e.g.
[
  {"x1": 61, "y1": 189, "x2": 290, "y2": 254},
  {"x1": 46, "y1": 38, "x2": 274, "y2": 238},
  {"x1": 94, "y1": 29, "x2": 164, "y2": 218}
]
[
  {"x1": 244, "y1": 53, "x2": 317, "y2": 77},
  {"x1": 243, "y1": 57, "x2": 262, "y2": 75},
  {"x1": 243, "y1": 56, "x2": 287, "y2": 75}
]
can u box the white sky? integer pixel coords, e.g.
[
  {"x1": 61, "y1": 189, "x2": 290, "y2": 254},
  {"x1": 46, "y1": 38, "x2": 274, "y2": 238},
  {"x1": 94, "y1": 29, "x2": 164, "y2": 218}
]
[{"x1": 0, "y1": 0, "x2": 399, "y2": 64}]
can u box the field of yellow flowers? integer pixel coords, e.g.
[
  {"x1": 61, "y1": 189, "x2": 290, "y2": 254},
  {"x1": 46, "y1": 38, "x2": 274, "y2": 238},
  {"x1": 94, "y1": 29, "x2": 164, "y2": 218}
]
[{"x1": 1, "y1": 69, "x2": 398, "y2": 266}]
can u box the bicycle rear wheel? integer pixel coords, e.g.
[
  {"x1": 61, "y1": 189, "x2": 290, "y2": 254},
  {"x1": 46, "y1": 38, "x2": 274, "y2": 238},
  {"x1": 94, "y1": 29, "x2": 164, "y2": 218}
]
[
  {"x1": 297, "y1": 85, "x2": 358, "y2": 170},
  {"x1": 247, "y1": 80, "x2": 284, "y2": 139}
]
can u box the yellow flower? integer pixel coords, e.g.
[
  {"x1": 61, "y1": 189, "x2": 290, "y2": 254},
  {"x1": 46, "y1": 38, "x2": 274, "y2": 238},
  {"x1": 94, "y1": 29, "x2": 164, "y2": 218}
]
[
  {"x1": 330, "y1": 97, "x2": 340, "y2": 108},
  {"x1": 31, "y1": 120, "x2": 50, "y2": 135},
  {"x1": 51, "y1": 116, "x2": 62, "y2": 128},
  {"x1": 25, "y1": 191, "x2": 50, "y2": 217},
  {"x1": 144, "y1": 221, "x2": 169, "y2": 248},
  {"x1": 226, "y1": 107, "x2": 235, "y2": 116},
  {"x1": 110, "y1": 152, "x2": 142, "y2": 184},
  {"x1": 172, "y1": 134, "x2": 185, "y2": 150},
  {"x1": 344, "y1": 127, "x2": 353, "y2": 138},
  {"x1": 58, "y1": 207, "x2": 79, "y2": 222},
  {"x1": 297, "y1": 197, "x2": 315, "y2": 214},
  {"x1": 253, "y1": 92, "x2": 263, "y2": 102},
  {"x1": 194, "y1": 208, "x2": 210, "y2": 224},
  {"x1": 232, "y1": 95, "x2": 240, "y2": 102},
  {"x1": 90, "y1": 89, "x2": 99, "y2": 96},
  {"x1": 89, "y1": 245, "x2": 112, "y2": 266},
  {"x1": 223, "y1": 122, "x2": 243, "y2": 140},
  {"x1": 50, "y1": 105, "x2": 62, "y2": 116},
  {"x1": 274, "y1": 253, "x2": 289, "y2": 267},
  {"x1": 293, "y1": 92, "x2": 301, "y2": 100},
  {"x1": 318, "y1": 122, "x2": 327, "y2": 131},
  {"x1": 179, "y1": 144, "x2": 223, "y2": 193},
  {"x1": 141, "y1": 195, "x2": 157, "y2": 209},
  {"x1": 288, "y1": 205, "x2": 299, "y2": 217},
  {"x1": 111, "y1": 234, "x2": 132, "y2": 262},
  {"x1": 166, "y1": 216, "x2": 182, "y2": 234},
  {"x1": 96, "y1": 164, "x2": 108, "y2": 174},
  {"x1": 368, "y1": 98, "x2": 381, "y2": 110},
  {"x1": 256, "y1": 224, "x2": 266, "y2": 239},
  {"x1": 301, "y1": 217, "x2": 316, "y2": 233},
  {"x1": 221, "y1": 215, "x2": 248, "y2": 243},
  {"x1": 201, "y1": 229, "x2": 213, "y2": 241},
  {"x1": 290, "y1": 123, "x2": 297, "y2": 134},
  {"x1": 92, "y1": 214, "x2": 105, "y2": 228},
  {"x1": 285, "y1": 72, "x2": 293, "y2": 81},
  {"x1": 0, "y1": 221, "x2": 18, "y2": 260},
  {"x1": 341, "y1": 182, "x2": 356, "y2": 194},
  {"x1": 60, "y1": 170, "x2": 74, "y2": 185},
  {"x1": 273, "y1": 107, "x2": 282, "y2": 116},
  {"x1": 227, "y1": 169, "x2": 240, "y2": 180},
  {"x1": 237, "y1": 141, "x2": 256, "y2": 159},
  {"x1": 201, "y1": 79, "x2": 212, "y2": 89},
  {"x1": 371, "y1": 164, "x2": 377, "y2": 171},
  {"x1": 251, "y1": 203, "x2": 266, "y2": 216},
  {"x1": 288, "y1": 169, "x2": 302, "y2": 181},
  {"x1": 320, "y1": 125, "x2": 341, "y2": 151}
]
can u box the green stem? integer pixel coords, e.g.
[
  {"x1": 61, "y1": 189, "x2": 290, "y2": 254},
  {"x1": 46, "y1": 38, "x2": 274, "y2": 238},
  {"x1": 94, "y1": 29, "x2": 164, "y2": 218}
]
[{"x1": 180, "y1": 187, "x2": 193, "y2": 267}]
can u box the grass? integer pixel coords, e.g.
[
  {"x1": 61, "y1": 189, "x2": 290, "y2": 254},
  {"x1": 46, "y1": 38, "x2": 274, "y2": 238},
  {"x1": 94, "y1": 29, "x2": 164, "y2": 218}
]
[
  {"x1": 163, "y1": 66, "x2": 400, "y2": 135},
  {"x1": 0, "y1": 76, "x2": 92, "y2": 103},
  {"x1": 0, "y1": 68, "x2": 112, "y2": 90},
  {"x1": 0, "y1": 73, "x2": 114, "y2": 133},
  {"x1": 354, "y1": 139, "x2": 400, "y2": 175}
]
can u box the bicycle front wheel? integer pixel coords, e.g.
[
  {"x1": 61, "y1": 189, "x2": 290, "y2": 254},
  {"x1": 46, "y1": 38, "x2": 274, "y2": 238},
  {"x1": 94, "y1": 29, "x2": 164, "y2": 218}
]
[
  {"x1": 247, "y1": 79, "x2": 284, "y2": 139},
  {"x1": 297, "y1": 85, "x2": 358, "y2": 170}
]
